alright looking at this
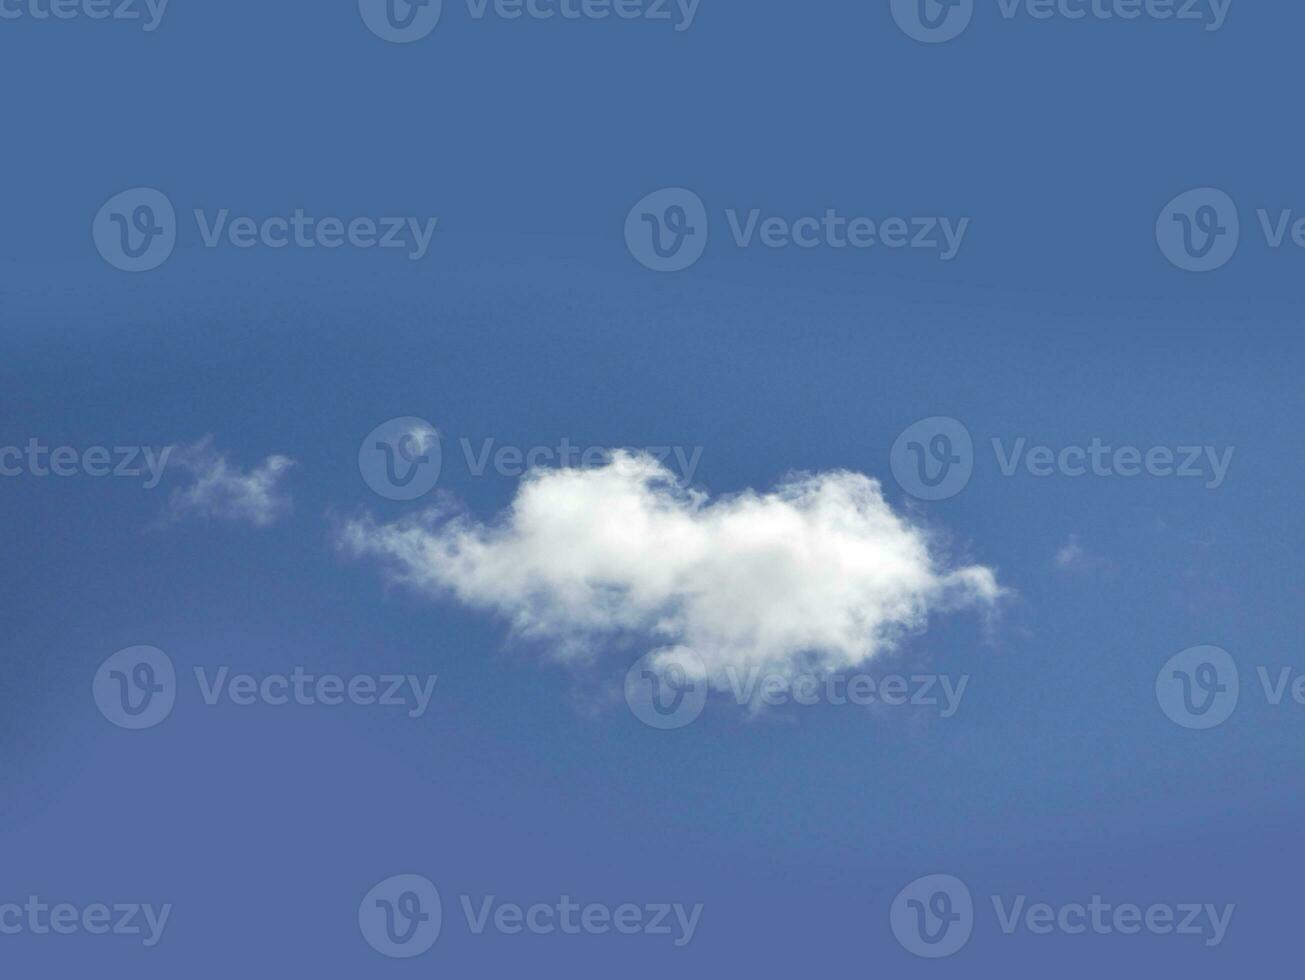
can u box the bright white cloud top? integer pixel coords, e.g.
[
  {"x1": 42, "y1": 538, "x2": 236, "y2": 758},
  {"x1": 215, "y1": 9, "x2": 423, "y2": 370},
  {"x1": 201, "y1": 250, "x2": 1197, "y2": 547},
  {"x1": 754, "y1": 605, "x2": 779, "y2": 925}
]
[{"x1": 342, "y1": 452, "x2": 1001, "y2": 689}]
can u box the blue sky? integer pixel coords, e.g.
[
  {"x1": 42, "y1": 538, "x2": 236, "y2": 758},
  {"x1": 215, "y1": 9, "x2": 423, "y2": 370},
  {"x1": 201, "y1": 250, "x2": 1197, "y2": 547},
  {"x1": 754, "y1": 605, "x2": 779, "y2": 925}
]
[{"x1": 2, "y1": 1, "x2": 1304, "y2": 975}]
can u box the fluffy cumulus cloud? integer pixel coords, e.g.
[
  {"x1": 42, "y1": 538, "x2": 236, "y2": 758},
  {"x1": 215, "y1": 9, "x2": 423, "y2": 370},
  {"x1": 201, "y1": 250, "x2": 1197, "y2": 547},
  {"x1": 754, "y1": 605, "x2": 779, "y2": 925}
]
[
  {"x1": 167, "y1": 437, "x2": 295, "y2": 527},
  {"x1": 341, "y1": 452, "x2": 1001, "y2": 689}
]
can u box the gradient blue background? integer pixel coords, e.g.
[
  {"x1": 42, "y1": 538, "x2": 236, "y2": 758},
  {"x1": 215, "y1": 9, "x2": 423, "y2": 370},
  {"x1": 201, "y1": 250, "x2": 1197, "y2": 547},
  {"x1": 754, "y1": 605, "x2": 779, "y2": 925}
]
[{"x1": 2, "y1": 0, "x2": 1303, "y2": 974}]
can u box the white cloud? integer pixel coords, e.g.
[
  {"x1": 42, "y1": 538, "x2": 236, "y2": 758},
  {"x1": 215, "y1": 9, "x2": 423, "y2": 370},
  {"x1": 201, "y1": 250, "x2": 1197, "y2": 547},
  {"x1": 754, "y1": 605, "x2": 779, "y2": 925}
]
[
  {"x1": 1054, "y1": 534, "x2": 1109, "y2": 574},
  {"x1": 167, "y1": 437, "x2": 294, "y2": 527},
  {"x1": 341, "y1": 452, "x2": 1001, "y2": 690},
  {"x1": 1055, "y1": 536, "x2": 1085, "y2": 569}
]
